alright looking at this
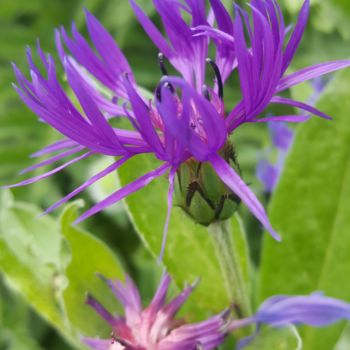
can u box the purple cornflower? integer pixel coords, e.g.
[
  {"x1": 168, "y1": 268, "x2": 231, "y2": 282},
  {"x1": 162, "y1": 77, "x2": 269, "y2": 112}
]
[
  {"x1": 129, "y1": 0, "x2": 237, "y2": 90},
  {"x1": 229, "y1": 292, "x2": 350, "y2": 348},
  {"x1": 6, "y1": 1, "x2": 350, "y2": 255},
  {"x1": 195, "y1": 0, "x2": 350, "y2": 129},
  {"x1": 84, "y1": 274, "x2": 228, "y2": 350}
]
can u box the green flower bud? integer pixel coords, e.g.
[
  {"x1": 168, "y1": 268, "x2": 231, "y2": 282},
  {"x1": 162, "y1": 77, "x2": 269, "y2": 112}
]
[{"x1": 174, "y1": 142, "x2": 241, "y2": 226}]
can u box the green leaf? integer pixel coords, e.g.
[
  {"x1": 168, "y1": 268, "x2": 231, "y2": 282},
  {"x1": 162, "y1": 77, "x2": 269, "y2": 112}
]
[
  {"x1": 118, "y1": 154, "x2": 251, "y2": 319},
  {"x1": 0, "y1": 279, "x2": 45, "y2": 350},
  {"x1": 245, "y1": 326, "x2": 302, "y2": 350},
  {"x1": 335, "y1": 324, "x2": 350, "y2": 350},
  {"x1": 0, "y1": 328, "x2": 43, "y2": 350},
  {"x1": 0, "y1": 191, "x2": 126, "y2": 347},
  {"x1": 0, "y1": 190, "x2": 77, "y2": 346},
  {"x1": 259, "y1": 69, "x2": 350, "y2": 350},
  {"x1": 60, "y1": 201, "x2": 125, "y2": 337}
]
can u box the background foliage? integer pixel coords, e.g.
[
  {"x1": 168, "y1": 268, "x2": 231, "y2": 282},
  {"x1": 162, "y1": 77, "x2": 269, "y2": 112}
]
[{"x1": 1, "y1": 0, "x2": 350, "y2": 349}]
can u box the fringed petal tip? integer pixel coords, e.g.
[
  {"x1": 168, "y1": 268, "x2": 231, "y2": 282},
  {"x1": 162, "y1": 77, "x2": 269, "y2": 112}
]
[
  {"x1": 269, "y1": 228, "x2": 282, "y2": 242},
  {"x1": 263, "y1": 216, "x2": 282, "y2": 242}
]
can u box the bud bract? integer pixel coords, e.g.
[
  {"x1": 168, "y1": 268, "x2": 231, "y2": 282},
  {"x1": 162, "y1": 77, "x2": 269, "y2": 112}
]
[{"x1": 175, "y1": 143, "x2": 241, "y2": 226}]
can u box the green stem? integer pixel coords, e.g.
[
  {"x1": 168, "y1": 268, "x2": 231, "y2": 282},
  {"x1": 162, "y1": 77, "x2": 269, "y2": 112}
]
[{"x1": 208, "y1": 219, "x2": 250, "y2": 318}]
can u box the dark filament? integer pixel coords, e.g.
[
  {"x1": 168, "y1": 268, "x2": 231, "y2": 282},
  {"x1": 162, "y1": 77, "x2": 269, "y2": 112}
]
[
  {"x1": 158, "y1": 52, "x2": 169, "y2": 76},
  {"x1": 206, "y1": 58, "x2": 224, "y2": 100},
  {"x1": 156, "y1": 53, "x2": 175, "y2": 100},
  {"x1": 156, "y1": 82, "x2": 173, "y2": 102}
]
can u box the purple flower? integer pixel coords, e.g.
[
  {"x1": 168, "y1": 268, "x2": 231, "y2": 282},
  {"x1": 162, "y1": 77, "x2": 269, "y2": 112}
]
[
  {"x1": 6, "y1": 1, "x2": 350, "y2": 256},
  {"x1": 195, "y1": 0, "x2": 350, "y2": 130},
  {"x1": 130, "y1": 0, "x2": 239, "y2": 91},
  {"x1": 257, "y1": 122, "x2": 294, "y2": 193},
  {"x1": 228, "y1": 293, "x2": 350, "y2": 348},
  {"x1": 83, "y1": 274, "x2": 228, "y2": 350},
  {"x1": 84, "y1": 277, "x2": 350, "y2": 350}
]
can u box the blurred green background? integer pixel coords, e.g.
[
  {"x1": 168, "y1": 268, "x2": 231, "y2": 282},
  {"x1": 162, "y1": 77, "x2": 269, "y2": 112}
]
[{"x1": 1, "y1": 0, "x2": 350, "y2": 349}]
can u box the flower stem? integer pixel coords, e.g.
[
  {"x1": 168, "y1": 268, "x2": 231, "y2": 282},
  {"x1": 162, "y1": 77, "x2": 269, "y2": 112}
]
[{"x1": 208, "y1": 219, "x2": 251, "y2": 318}]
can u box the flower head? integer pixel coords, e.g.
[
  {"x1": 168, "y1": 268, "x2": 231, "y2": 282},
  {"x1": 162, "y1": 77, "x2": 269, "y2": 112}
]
[
  {"x1": 6, "y1": 1, "x2": 350, "y2": 256},
  {"x1": 84, "y1": 274, "x2": 228, "y2": 350},
  {"x1": 195, "y1": 0, "x2": 350, "y2": 130}
]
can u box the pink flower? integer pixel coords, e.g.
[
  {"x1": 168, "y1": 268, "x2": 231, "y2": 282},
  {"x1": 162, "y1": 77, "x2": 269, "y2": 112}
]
[{"x1": 84, "y1": 274, "x2": 228, "y2": 350}]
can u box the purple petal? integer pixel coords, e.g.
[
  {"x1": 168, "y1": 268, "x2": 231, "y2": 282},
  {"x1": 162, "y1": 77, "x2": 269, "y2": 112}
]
[
  {"x1": 256, "y1": 293, "x2": 350, "y2": 327},
  {"x1": 64, "y1": 58, "x2": 125, "y2": 148},
  {"x1": 84, "y1": 9, "x2": 133, "y2": 79},
  {"x1": 30, "y1": 139, "x2": 77, "y2": 158},
  {"x1": 86, "y1": 294, "x2": 119, "y2": 326},
  {"x1": 209, "y1": 0, "x2": 233, "y2": 35},
  {"x1": 156, "y1": 84, "x2": 208, "y2": 161},
  {"x1": 97, "y1": 274, "x2": 142, "y2": 316},
  {"x1": 129, "y1": 0, "x2": 173, "y2": 58},
  {"x1": 160, "y1": 77, "x2": 227, "y2": 154},
  {"x1": 83, "y1": 338, "x2": 118, "y2": 350},
  {"x1": 277, "y1": 60, "x2": 350, "y2": 92},
  {"x1": 163, "y1": 279, "x2": 198, "y2": 318},
  {"x1": 4, "y1": 151, "x2": 93, "y2": 189},
  {"x1": 282, "y1": 0, "x2": 310, "y2": 73},
  {"x1": 20, "y1": 146, "x2": 84, "y2": 175},
  {"x1": 36, "y1": 39, "x2": 49, "y2": 69},
  {"x1": 193, "y1": 26, "x2": 234, "y2": 47},
  {"x1": 159, "y1": 167, "x2": 177, "y2": 261},
  {"x1": 59, "y1": 25, "x2": 116, "y2": 91},
  {"x1": 148, "y1": 273, "x2": 172, "y2": 316},
  {"x1": 209, "y1": 154, "x2": 281, "y2": 241},
  {"x1": 42, "y1": 156, "x2": 130, "y2": 215},
  {"x1": 13, "y1": 63, "x2": 118, "y2": 155},
  {"x1": 271, "y1": 96, "x2": 332, "y2": 120},
  {"x1": 123, "y1": 78, "x2": 164, "y2": 156},
  {"x1": 66, "y1": 58, "x2": 128, "y2": 116},
  {"x1": 234, "y1": 9, "x2": 253, "y2": 113},
  {"x1": 160, "y1": 314, "x2": 225, "y2": 349},
  {"x1": 74, "y1": 163, "x2": 170, "y2": 223},
  {"x1": 255, "y1": 115, "x2": 310, "y2": 123},
  {"x1": 208, "y1": 0, "x2": 235, "y2": 81}
]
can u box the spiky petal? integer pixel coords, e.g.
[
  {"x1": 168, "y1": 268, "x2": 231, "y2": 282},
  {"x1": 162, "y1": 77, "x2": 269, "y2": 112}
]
[{"x1": 84, "y1": 274, "x2": 227, "y2": 350}]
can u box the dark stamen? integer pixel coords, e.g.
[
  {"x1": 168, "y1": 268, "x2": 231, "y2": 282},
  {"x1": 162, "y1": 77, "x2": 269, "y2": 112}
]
[
  {"x1": 157, "y1": 53, "x2": 175, "y2": 95},
  {"x1": 158, "y1": 52, "x2": 169, "y2": 76},
  {"x1": 206, "y1": 58, "x2": 224, "y2": 100},
  {"x1": 156, "y1": 82, "x2": 173, "y2": 102},
  {"x1": 156, "y1": 84, "x2": 162, "y2": 101},
  {"x1": 202, "y1": 84, "x2": 211, "y2": 101}
]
